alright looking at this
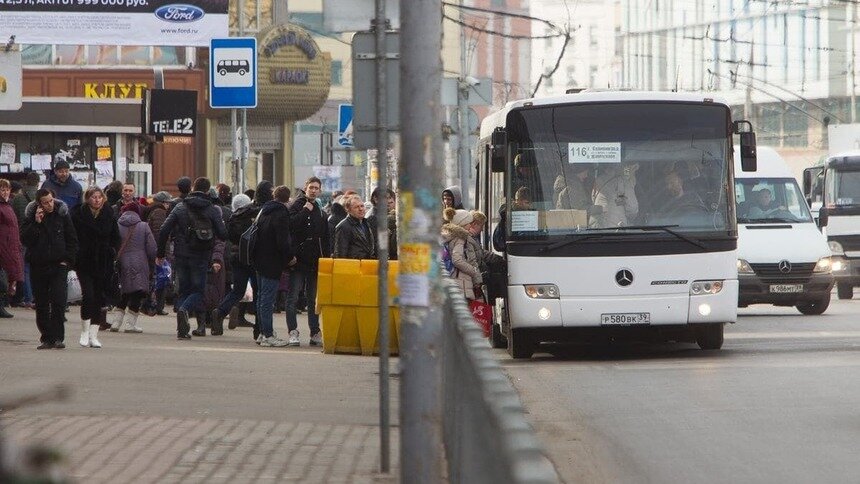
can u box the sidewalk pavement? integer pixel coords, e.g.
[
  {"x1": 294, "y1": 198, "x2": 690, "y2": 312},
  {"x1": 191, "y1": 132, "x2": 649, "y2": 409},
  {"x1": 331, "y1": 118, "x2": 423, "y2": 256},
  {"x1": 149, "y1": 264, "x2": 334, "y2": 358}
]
[{"x1": 0, "y1": 306, "x2": 399, "y2": 483}]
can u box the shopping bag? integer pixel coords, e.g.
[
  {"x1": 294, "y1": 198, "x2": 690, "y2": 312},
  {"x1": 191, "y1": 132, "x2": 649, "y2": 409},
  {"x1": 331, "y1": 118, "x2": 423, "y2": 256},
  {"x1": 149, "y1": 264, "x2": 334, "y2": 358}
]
[
  {"x1": 66, "y1": 270, "x2": 82, "y2": 303},
  {"x1": 469, "y1": 299, "x2": 493, "y2": 338},
  {"x1": 241, "y1": 281, "x2": 254, "y2": 302}
]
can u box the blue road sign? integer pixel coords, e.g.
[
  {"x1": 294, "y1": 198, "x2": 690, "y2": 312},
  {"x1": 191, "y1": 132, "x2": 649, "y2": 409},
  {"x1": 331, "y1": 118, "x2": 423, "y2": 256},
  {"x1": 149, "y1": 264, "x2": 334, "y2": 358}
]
[
  {"x1": 210, "y1": 37, "x2": 257, "y2": 108},
  {"x1": 338, "y1": 103, "x2": 354, "y2": 147}
]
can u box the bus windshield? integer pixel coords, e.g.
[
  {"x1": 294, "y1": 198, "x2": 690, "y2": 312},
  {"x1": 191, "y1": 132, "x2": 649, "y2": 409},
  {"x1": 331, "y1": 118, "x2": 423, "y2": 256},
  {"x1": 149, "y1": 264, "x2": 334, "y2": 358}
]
[{"x1": 505, "y1": 102, "x2": 733, "y2": 240}]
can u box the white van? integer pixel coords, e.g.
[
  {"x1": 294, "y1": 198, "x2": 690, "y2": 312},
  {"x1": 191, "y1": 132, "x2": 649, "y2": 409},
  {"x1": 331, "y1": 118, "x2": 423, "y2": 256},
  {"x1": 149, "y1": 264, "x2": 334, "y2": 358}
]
[{"x1": 734, "y1": 146, "x2": 835, "y2": 314}]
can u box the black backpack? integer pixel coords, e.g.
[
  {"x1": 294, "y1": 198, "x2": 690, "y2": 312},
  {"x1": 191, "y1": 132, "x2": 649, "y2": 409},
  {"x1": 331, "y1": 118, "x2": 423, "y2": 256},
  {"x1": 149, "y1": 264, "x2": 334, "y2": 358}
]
[
  {"x1": 238, "y1": 211, "x2": 262, "y2": 267},
  {"x1": 186, "y1": 205, "x2": 215, "y2": 251}
]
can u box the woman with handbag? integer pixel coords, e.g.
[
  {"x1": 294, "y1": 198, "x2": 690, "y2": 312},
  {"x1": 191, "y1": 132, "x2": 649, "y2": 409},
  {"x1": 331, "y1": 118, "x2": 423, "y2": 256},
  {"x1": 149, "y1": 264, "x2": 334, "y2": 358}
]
[
  {"x1": 71, "y1": 187, "x2": 120, "y2": 348},
  {"x1": 109, "y1": 202, "x2": 156, "y2": 333},
  {"x1": 441, "y1": 207, "x2": 483, "y2": 301}
]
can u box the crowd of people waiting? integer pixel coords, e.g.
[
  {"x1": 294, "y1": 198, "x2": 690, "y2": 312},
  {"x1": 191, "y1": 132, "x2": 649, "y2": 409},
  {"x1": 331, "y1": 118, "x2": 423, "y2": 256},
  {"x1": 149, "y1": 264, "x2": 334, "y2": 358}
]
[{"x1": 0, "y1": 160, "x2": 398, "y2": 350}]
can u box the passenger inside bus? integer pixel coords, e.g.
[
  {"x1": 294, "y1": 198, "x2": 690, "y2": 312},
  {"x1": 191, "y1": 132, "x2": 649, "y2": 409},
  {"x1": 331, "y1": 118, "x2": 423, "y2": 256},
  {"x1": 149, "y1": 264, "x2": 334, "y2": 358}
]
[
  {"x1": 592, "y1": 164, "x2": 638, "y2": 227},
  {"x1": 555, "y1": 163, "x2": 591, "y2": 211}
]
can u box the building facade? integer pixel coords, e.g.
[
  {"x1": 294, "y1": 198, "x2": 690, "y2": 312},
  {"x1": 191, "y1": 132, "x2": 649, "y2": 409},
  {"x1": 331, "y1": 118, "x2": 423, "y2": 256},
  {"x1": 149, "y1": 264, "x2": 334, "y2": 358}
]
[
  {"x1": 619, "y1": 0, "x2": 854, "y2": 158},
  {"x1": 529, "y1": 0, "x2": 622, "y2": 97}
]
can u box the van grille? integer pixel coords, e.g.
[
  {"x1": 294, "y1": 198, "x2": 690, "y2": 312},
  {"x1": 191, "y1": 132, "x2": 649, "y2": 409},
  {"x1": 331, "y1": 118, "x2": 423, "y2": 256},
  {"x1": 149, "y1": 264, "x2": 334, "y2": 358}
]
[{"x1": 750, "y1": 263, "x2": 815, "y2": 283}]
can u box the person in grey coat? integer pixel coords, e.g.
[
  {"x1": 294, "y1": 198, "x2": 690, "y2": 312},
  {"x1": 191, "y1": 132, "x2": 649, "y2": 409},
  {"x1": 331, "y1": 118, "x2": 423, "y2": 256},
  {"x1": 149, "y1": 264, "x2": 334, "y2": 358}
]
[{"x1": 110, "y1": 202, "x2": 157, "y2": 333}]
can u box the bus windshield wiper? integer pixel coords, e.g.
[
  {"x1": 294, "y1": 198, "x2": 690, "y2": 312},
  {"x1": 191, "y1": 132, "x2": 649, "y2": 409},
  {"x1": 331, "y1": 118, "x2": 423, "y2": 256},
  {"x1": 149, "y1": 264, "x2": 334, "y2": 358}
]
[
  {"x1": 612, "y1": 225, "x2": 708, "y2": 250},
  {"x1": 538, "y1": 233, "x2": 602, "y2": 253}
]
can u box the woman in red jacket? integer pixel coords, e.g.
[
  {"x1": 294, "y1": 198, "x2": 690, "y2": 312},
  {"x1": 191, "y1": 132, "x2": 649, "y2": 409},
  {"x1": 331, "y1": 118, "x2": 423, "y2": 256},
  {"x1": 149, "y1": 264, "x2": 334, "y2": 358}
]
[{"x1": 0, "y1": 179, "x2": 24, "y2": 318}]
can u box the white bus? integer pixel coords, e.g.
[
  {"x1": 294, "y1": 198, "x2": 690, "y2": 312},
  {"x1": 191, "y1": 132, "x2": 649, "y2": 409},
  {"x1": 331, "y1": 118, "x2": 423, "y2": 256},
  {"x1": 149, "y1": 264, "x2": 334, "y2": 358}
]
[{"x1": 476, "y1": 91, "x2": 757, "y2": 358}]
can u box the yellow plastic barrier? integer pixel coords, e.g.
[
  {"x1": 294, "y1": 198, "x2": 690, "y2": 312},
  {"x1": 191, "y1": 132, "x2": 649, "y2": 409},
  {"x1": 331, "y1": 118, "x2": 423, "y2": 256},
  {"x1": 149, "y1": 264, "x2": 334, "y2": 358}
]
[{"x1": 316, "y1": 258, "x2": 400, "y2": 356}]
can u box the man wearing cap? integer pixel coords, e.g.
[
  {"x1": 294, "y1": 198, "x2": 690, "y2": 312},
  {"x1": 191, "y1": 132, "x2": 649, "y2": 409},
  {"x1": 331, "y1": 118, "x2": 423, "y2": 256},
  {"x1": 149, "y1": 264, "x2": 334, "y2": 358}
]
[{"x1": 41, "y1": 160, "x2": 83, "y2": 211}]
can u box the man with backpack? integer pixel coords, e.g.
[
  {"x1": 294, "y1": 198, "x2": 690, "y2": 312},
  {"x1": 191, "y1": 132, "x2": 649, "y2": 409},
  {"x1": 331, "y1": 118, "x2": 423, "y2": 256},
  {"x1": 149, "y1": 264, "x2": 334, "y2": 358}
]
[
  {"x1": 252, "y1": 185, "x2": 295, "y2": 347},
  {"x1": 210, "y1": 191, "x2": 261, "y2": 337},
  {"x1": 156, "y1": 177, "x2": 227, "y2": 339}
]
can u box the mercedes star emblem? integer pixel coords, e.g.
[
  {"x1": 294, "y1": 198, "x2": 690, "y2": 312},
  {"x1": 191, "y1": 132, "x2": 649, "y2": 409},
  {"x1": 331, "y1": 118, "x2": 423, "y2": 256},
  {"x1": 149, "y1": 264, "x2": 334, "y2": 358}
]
[
  {"x1": 615, "y1": 269, "x2": 634, "y2": 287},
  {"x1": 778, "y1": 260, "x2": 792, "y2": 273}
]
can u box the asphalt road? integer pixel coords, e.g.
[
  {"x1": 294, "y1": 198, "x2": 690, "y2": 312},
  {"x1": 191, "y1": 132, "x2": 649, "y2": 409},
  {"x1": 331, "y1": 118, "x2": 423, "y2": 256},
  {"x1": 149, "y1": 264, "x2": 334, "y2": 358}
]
[{"x1": 501, "y1": 298, "x2": 860, "y2": 484}]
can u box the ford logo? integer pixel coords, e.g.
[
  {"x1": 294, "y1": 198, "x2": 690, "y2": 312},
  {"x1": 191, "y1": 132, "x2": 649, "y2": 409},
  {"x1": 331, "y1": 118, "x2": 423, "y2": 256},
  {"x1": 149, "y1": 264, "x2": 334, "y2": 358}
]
[{"x1": 154, "y1": 4, "x2": 205, "y2": 22}]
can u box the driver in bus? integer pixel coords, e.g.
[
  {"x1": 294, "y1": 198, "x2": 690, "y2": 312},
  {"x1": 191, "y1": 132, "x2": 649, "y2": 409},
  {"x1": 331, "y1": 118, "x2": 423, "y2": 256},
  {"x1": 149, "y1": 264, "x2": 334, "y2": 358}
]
[
  {"x1": 748, "y1": 188, "x2": 786, "y2": 218},
  {"x1": 657, "y1": 170, "x2": 705, "y2": 218}
]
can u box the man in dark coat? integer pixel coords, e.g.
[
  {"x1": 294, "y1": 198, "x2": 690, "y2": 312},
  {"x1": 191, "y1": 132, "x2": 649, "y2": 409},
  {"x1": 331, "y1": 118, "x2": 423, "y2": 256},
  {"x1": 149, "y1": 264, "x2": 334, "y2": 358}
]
[
  {"x1": 252, "y1": 185, "x2": 294, "y2": 347},
  {"x1": 333, "y1": 194, "x2": 377, "y2": 260},
  {"x1": 20, "y1": 189, "x2": 79, "y2": 349},
  {"x1": 156, "y1": 177, "x2": 227, "y2": 339},
  {"x1": 285, "y1": 177, "x2": 330, "y2": 346},
  {"x1": 41, "y1": 160, "x2": 83, "y2": 211}
]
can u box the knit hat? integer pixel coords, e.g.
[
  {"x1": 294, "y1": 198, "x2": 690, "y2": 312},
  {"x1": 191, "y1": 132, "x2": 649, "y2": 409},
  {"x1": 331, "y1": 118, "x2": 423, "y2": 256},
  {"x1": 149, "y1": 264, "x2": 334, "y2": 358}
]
[
  {"x1": 232, "y1": 193, "x2": 252, "y2": 211},
  {"x1": 444, "y1": 207, "x2": 473, "y2": 227},
  {"x1": 53, "y1": 160, "x2": 70, "y2": 170},
  {"x1": 153, "y1": 191, "x2": 172, "y2": 203},
  {"x1": 120, "y1": 202, "x2": 141, "y2": 217}
]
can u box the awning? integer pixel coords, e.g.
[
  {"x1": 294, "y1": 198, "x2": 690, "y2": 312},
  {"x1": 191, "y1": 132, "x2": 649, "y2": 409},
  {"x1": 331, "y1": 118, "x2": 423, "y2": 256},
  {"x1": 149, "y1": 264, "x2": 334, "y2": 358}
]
[{"x1": 0, "y1": 97, "x2": 142, "y2": 133}]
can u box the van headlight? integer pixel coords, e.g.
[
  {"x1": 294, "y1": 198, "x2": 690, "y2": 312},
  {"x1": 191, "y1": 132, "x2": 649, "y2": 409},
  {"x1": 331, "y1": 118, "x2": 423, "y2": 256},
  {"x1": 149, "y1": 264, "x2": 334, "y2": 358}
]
[
  {"x1": 690, "y1": 280, "x2": 724, "y2": 295},
  {"x1": 814, "y1": 257, "x2": 832, "y2": 273},
  {"x1": 737, "y1": 259, "x2": 754, "y2": 275},
  {"x1": 524, "y1": 284, "x2": 560, "y2": 299},
  {"x1": 829, "y1": 241, "x2": 844, "y2": 255}
]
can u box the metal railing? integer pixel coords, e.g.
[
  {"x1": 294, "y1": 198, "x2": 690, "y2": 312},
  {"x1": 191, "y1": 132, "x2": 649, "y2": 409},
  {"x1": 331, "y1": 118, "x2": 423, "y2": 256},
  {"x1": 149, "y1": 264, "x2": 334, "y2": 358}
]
[{"x1": 440, "y1": 280, "x2": 559, "y2": 484}]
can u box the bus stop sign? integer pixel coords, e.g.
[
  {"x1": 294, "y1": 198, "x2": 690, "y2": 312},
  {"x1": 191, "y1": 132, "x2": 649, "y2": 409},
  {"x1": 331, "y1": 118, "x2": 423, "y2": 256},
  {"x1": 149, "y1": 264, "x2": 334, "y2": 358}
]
[{"x1": 210, "y1": 37, "x2": 257, "y2": 108}]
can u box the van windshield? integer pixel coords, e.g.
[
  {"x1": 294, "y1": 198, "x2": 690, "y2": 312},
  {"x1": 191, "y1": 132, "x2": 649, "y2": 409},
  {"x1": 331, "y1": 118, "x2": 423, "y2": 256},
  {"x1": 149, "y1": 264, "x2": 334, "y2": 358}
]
[{"x1": 735, "y1": 177, "x2": 812, "y2": 223}]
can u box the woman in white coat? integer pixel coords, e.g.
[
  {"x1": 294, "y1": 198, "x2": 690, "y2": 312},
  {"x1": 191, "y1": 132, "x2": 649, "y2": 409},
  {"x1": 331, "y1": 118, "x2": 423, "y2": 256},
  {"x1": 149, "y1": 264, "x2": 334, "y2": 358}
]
[{"x1": 441, "y1": 208, "x2": 483, "y2": 301}]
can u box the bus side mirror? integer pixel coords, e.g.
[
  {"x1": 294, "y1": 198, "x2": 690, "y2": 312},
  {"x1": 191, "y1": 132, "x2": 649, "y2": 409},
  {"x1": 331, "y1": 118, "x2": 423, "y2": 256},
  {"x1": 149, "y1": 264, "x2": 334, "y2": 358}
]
[
  {"x1": 818, "y1": 207, "x2": 829, "y2": 228},
  {"x1": 491, "y1": 128, "x2": 507, "y2": 173},
  {"x1": 733, "y1": 120, "x2": 757, "y2": 172}
]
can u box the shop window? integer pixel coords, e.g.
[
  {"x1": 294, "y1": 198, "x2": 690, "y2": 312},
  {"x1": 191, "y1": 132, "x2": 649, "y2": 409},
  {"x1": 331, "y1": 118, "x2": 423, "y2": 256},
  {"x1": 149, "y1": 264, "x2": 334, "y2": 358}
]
[
  {"x1": 120, "y1": 46, "x2": 152, "y2": 65},
  {"x1": 56, "y1": 45, "x2": 86, "y2": 65},
  {"x1": 21, "y1": 45, "x2": 52, "y2": 65},
  {"x1": 88, "y1": 46, "x2": 119, "y2": 65},
  {"x1": 331, "y1": 60, "x2": 343, "y2": 86}
]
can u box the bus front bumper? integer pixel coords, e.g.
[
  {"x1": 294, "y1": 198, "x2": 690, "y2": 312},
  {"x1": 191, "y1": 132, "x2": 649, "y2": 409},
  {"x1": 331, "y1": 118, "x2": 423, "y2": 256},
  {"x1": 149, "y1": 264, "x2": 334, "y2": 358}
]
[{"x1": 507, "y1": 280, "x2": 739, "y2": 329}]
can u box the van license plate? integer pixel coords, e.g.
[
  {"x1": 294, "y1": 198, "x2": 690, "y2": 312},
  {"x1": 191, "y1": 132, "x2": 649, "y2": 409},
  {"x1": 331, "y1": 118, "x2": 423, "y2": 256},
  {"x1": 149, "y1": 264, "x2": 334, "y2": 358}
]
[
  {"x1": 601, "y1": 313, "x2": 651, "y2": 325},
  {"x1": 769, "y1": 284, "x2": 804, "y2": 293}
]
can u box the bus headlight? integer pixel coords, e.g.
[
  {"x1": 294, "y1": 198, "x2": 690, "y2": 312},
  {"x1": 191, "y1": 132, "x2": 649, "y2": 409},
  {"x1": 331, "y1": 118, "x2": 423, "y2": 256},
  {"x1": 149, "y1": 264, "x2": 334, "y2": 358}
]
[
  {"x1": 813, "y1": 257, "x2": 832, "y2": 273},
  {"x1": 737, "y1": 259, "x2": 754, "y2": 275},
  {"x1": 829, "y1": 241, "x2": 844, "y2": 255},
  {"x1": 690, "y1": 280, "x2": 724, "y2": 295},
  {"x1": 525, "y1": 284, "x2": 560, "y2": 299}
]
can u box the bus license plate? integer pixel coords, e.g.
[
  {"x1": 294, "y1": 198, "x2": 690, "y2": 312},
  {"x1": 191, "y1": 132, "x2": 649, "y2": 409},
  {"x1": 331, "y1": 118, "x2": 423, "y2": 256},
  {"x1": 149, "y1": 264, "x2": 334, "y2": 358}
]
[
  {"x1": 601, "y1": 313, "x2": 651, "y2": 325},
  {"x1": 770, "y1": 284, "x2": 804, "y2": 293}
]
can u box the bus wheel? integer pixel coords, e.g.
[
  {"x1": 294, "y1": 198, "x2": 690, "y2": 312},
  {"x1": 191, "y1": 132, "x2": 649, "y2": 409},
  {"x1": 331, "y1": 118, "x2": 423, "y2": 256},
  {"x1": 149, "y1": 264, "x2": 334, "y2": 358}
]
[
  {"x1": 796, "y1": 294, "x2": 830, "y2": 315},
  {"x1": 507, "y1": 328, "x2": 534, "y2": 359},
  {"x1": 837, "y1": 283, "x2": 853, "y2": 300},
  {"x1": 695, "y1": 323, "x2": 724, "y2": 350}
]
